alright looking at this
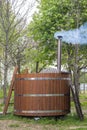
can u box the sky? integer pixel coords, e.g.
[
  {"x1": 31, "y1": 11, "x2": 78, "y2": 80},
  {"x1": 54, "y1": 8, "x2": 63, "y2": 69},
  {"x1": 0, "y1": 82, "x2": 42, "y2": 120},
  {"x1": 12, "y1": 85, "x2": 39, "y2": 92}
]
[{"x1": 11, "y1": 0, "x2": 38, "y2": 23}]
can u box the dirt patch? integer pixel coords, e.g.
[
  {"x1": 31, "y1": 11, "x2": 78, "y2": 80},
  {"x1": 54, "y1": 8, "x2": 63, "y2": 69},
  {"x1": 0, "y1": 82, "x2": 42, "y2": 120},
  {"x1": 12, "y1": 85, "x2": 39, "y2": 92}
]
[
  {"x1": 0, "y1": 120, "x2": 58, "y2": 130},
  {"x1": 69, "y1": 126, "x2": 87, "y2": 129}
]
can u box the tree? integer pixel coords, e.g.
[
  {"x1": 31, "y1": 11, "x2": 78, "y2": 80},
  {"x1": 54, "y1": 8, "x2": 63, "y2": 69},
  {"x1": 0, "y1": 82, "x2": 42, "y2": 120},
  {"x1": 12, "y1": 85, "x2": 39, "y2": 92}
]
[
  {"x1": 0, "y1": 0, "x2": 36, "y2": 103},
  {"x1": 28, "y1": 0, "x2": 87, "y2": 120},
  {"x1": 28, "y1": 0, "x2": 87, "y2": 77}
]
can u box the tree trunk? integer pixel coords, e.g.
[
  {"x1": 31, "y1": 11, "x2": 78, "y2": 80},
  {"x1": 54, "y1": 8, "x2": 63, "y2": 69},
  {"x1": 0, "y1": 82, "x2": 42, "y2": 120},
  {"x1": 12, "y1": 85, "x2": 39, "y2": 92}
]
[
  {"x1": 17, "y1": 58, "x2": 20, "y2": 74},
  {"x1": 36, "y1": 61, "x2": 39, "y2": 73},
  {"x1": 71, "y1": 43, "x2": 84, "y2": 120},
  {"x1": 3, "y1": 45, "x2": 8, "y2": 104},
  {"x1": 70, "y1": 82, "x2": 84, "y2": 120},
  {"x1": 73, "y1": 67, "x2": 80, "y2": 95},
  {"x1": 16, "y1": 47, "x2": 21, "y2": 74}
]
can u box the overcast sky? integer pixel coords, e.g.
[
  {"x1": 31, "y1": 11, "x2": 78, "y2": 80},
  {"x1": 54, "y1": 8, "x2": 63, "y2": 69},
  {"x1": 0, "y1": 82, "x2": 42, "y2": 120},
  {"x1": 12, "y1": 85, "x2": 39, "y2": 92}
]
[{"x1": 11, "y1": 0, "x2": 38, "y2": 23}]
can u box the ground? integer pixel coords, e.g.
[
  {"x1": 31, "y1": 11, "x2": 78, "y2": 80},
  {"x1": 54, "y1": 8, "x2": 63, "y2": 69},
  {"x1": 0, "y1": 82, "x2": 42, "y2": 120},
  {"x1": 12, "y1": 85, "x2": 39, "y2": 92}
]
[
  {"x1": 0, "y1": 120, "x2": 60, "y2": 130},
  {"x1": 0, "y1": 94, "x2": 87, "y2": 130},
  {"x1": 0, "y1": 119, "x2": 87, "y2": 130}
]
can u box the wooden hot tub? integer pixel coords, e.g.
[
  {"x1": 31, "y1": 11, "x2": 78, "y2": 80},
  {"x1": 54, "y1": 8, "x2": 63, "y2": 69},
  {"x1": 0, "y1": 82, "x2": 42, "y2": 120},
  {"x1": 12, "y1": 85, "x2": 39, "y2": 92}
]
[{"x1": 14, "y1": 72, "x2": 70, "y2": 116}]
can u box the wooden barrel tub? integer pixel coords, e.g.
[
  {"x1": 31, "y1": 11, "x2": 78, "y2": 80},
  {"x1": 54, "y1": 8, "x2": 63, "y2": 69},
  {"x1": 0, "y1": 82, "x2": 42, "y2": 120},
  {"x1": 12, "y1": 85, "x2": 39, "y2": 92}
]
[{"x1": 14, "y1": 72, "x2": 70, "y2": 116}]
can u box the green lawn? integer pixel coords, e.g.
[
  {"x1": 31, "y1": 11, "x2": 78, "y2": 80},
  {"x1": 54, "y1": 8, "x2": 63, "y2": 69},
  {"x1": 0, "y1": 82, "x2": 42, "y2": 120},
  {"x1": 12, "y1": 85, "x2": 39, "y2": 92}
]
[{"x1": 0, "y1": 89, "x2": 87, "y2": 130}]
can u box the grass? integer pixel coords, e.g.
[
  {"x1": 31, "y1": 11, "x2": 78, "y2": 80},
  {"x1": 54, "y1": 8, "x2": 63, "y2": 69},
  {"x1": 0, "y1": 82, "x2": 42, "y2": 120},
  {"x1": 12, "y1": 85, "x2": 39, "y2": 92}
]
[
  {"x1": 0, "y1": 114, "x2": 87, "y2": 130},
  {"x1": 0, "y1": 89, "x2": 87, "y2": 130},
  {"x1": 8, "y1": 123, "x2": 20, "y2": 128}
]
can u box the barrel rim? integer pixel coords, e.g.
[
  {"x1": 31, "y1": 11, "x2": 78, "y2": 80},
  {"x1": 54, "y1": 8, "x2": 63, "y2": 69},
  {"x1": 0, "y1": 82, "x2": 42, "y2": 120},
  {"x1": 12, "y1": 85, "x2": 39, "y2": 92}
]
[{"x1": 15, "y1": 71, "x2": 70, "y2": 76}]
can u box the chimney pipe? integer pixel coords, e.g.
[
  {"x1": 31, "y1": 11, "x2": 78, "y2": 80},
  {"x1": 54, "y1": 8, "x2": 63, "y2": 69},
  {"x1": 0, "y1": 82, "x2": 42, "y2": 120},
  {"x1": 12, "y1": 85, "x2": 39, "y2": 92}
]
[{"x1": 57, "y1": 36, "x2": 62, "y2": 72}]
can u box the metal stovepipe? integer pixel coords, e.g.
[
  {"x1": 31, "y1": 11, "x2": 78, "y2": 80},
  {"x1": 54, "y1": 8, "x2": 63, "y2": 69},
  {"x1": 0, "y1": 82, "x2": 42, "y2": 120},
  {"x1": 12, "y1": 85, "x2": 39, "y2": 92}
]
[{"x1": 57, "y1": 36, "x2": 62, "y2": 72}]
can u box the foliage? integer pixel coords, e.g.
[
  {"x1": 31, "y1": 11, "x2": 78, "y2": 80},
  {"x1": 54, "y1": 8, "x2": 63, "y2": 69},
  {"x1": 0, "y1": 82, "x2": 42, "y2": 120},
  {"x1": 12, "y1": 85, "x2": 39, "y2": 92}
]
[
  {"x1": 27, "y1": 1, "x2": 87, "y2": 120},
  {"x1": 28, "y1": 0, "x2": 87, "y2": 72},
  {"x1": 0, "y1": 0, "x2": 35, "y2": 101},
  {"x1": 80, "y1": 72, "x2": 87, "y2": 83},
  {"x1": 0, "y1": 89, "x2": 3, "y2": 98}
]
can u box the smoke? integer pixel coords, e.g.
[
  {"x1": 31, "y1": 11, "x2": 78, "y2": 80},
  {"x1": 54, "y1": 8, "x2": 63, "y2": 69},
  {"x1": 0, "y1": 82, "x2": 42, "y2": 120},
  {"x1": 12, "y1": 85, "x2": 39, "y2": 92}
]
[{"x1": 54, "y1": 22, "x2": 87, "y2": 44}]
